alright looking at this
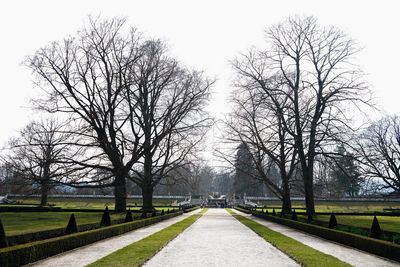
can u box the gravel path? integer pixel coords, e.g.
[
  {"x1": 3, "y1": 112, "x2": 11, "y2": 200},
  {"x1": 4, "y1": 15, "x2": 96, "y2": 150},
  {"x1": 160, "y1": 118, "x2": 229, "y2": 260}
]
[
  {"x1": 234, "y1": 210, "x2": 399, "y2": 267},
  {"x1": 28, "y1": 209, "x2": 202, "y2": 267},
  {"x1": 144, "y1": 208, "x2": 298, "y2": 267}
]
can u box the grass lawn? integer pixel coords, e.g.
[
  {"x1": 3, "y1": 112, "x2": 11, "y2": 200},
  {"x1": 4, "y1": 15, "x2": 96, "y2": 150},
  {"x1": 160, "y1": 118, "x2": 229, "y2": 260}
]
[
  {"x1": 228, "y1": 209, "x2": 350, "y2": 267},
  {"x1": 88, "y1": 208, "x2": 207, "y2": 267},
  {"x1": 0, "y1": 212, "x2": 126, "y2": 236},
  {"x1": 256, "y1": 201, "x2": 400, "y2": 213}
]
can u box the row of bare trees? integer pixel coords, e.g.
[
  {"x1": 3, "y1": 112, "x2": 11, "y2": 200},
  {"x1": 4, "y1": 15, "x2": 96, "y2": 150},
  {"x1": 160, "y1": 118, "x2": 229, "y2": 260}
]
[{"x1": 1, "y1": 18, "x2": 213, "y2": 212}]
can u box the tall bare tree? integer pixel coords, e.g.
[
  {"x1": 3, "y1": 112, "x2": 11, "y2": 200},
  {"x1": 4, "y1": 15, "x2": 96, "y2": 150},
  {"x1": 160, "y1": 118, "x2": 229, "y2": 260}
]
[
  {"x1": 356, "y1": 116, "x2": 400, "y2": 195},
  {"x1": 127, "y1": 40, "x2": 212, "y2": 211},
  {"x1": 4, "y1": 119, "x2": 73, "y2": 206},
  {"x1": 27, "y1": 18, "x2": 212, "y2": 211},
  {"x1": 233, "y1": 16, "x2": 368, "y2": 214}
]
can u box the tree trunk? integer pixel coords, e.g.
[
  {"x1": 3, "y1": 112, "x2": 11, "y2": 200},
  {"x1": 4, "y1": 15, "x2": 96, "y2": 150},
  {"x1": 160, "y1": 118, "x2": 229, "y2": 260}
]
[
  {"x1": 40, "y1": 180, "x2": 49, "y2": 206},
  {"x1": 142, "y1": 184, "x2": 154, "y2": 212},
  {"x1": 114, "y1": 175, "x2": 127, "y2": 212},
  {"x1": 303, "y1": 170, "x2": 315, "y2": 215},
  {"x1": 281, "y1": 179, "x2": 292, "y2": 213}
]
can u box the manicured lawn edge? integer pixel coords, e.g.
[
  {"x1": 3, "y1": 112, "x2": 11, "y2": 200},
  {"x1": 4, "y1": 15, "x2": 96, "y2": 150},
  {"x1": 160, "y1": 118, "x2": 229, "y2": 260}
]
[
  {"x1": 228, "y1": 209, "x2": 350, "y2": 267},
  {"x1": 88, "y1": 208, "x2": 207, "y2": 267},
  {"x1": 240, "y1": 208, "x2": 400, "y2": 263},
  {"x1": 0, "y1": 211, "x2": 183, "y2": 267}
]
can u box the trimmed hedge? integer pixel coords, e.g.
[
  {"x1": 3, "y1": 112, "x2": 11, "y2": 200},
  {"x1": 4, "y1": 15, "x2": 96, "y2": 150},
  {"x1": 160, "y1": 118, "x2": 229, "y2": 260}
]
[
  {"x1": 248, "y1": 210, "x2": 400, "y2": 263},
  {"x1": 6, "y1": 217, "x2": 128, "y2": 246},
  {"x1": 182, "y1": 206, "x2": 200, "y2": 213},
  {"x1": 0, "y1": 211, "x2": 183, "y2": 267}
]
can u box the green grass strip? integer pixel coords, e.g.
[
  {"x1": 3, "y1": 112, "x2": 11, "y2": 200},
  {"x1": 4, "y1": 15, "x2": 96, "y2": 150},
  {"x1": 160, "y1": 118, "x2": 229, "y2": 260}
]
[
  {"x1": 88, "y1": 208, "x2": 208, "y2": 267},
  {"x1": 227, "y1": 209, "x2": 350, "y2": 267}
]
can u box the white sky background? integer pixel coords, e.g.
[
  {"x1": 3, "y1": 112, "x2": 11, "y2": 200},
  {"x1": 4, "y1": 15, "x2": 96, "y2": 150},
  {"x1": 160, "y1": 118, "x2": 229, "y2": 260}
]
[{"x1": 0, "y1": 0, "x2": 399, "y2": 166}]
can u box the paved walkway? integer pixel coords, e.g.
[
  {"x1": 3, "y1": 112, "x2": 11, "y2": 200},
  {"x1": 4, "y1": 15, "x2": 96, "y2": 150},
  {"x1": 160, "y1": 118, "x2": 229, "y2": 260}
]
[
  {"x1": 234, "y1": 210, "x2": 399, "y2": 267},
  {"x1": 28, "y1": 209, "x2": 202, "y2": 267},
  {"x1": 144, "y1": 209, "x2": 298, "y2": 267}
]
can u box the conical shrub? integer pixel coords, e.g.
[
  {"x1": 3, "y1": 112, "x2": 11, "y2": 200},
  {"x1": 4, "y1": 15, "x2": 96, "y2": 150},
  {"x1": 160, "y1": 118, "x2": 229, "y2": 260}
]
[
  {"x1": 369, "y1": 216, "x2": 382, "y2": 239},
  {"x1": 100, "y1": 206, "x2": 111, "y2": 227},
  {"x1": 125, "y1": 209, "x2": 133, "y2": 223},
  {"x1": 65, "y1": 214, "x2": 78, "y2": 235},
  {"x1": 0, "y1": 218, "x2": 8, "y2": 248},
  {"x1": 265, "y1": 209, "x2": 269, "y2": 214},
  {"x1": 167, "y1": 209, "x2": 170, "y2": 214},
  {"x1": 291, "y1": 209, "x2": 298, "y2": 221},
  {"x1": 329, "y1": 213, "x2": 337, "y2": 229},
  {"x1": 307, "y1": 213, "x2": 313, "y2": 223},
  {"x1": 141, "y1": 210, "x2": 147, "y2": 219},
  {"x1": 272, "y1": 208, "x2": 276, "y2": 216},
  {"x1": 161, "y1": 209, "x2": 165, "y2": 216}
]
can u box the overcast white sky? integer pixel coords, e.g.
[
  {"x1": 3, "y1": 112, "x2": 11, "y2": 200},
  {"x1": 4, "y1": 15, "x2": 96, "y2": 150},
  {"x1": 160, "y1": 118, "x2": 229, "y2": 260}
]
[{"x1": 0, "y1": 0, "x2": 399, "y2": 161}]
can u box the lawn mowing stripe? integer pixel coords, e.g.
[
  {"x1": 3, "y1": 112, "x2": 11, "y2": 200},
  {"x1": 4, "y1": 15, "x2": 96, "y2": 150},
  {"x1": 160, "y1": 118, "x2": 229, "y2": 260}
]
[
  {"x1": 227, "y1": 209, "x2": 351, "y2": 267},
  {"x1": 87, "y1": 208, "x2": 208, "y2": 267}
]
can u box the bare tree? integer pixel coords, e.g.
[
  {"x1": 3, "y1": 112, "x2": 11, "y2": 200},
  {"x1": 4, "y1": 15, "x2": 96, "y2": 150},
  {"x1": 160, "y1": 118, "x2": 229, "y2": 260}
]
[
  {"x1": 232, "y1": 16, "x2": 368, "y2": 214},
  {"x1": 226, "y1": 69, "x2": 298, "y2": 212},
  {"x1": 127, "y1": 40, "x2": 212, "y2": 211},
  {"x1": 26, "y1": 18, "x2": 212, "y2": 211},
  {"x1": 4, "y1": 119, "x2": 73, "y2": 206},
  {"x1": 357, "y1": 116, "x2": 400, "y2": 195}
]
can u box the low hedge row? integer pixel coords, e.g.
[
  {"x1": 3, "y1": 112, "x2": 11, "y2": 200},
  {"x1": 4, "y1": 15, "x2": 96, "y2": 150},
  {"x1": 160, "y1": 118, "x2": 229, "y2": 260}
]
[
  {"x1": 6, "y1": 217, "x2": 128, "y2": 246},
  {"x1": 248, "y1": 210, "x2": 400, "y2": 263},
  {"x1": 182, "y1": 206, "x2": 200, "y2": 213},
  {"x1": 0, "y1": 211, "x2": 183, "y2": 267}
]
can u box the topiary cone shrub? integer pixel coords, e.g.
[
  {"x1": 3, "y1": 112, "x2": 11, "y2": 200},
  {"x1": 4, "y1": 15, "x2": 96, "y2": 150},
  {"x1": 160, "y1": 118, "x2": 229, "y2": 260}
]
[
  {"x1": 272, "y1": 208, "x2": 276, "y2": 216},
  {"x1": 161, "y1": 209, "x2": 165, "y2": 216},
  {"x1": 0, "y1": 218, "x2": 8, "y2": 248},
  {"x1": 100, "y1": 206, "x2": 111, "y2": 227},
  {"x1": 291, "y1": 209, "x2": 298, "y2": 221},
  {"x1": 167, "y1": 209, "x2": 170, "y2": 214},
  {"x1": 307, "y1": 213, "x2": 313, "y2": 223},
  {"x1": 329, "y1": 213, "x2": 337, "y2": 229},
  {"x1": 369, "y1": 216, "x2": 382, "y2": 239},
  {"x1": 265, "y1": 209, "x2": 269, "y2": 214},
  {"x1": 141, "y1": 211, "x2": 147, "y2": 219},
  {"x1": 125, "y1": 209, "x2": 133, "y2": 223},
  {"x1": 65, "y1": 214, "x2": 78, "y2": 235}
]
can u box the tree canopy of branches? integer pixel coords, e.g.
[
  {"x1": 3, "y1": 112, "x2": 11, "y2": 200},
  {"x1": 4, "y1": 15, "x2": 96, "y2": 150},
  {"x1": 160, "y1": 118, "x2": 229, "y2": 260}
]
[
  {"x1": 26, "y1": 17, "x2": 212, "y2": 212},
  {"x1": 230, "y1": 16, "x2": 368, "y2": 214},
  {"x1": 357, "y1": 116, "x2": 400, "y2": 195},
  {"x1": 4, "y1": 119, "x2": 73, "y2": 205}
]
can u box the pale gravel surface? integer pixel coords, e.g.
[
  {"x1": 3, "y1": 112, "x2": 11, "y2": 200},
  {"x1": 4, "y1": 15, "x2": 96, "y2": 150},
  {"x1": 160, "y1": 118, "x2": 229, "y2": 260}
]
[
  {"x1": 144, "y1": 208, "x2": 299, "y2": 267},
  {"x1": 27, "y1": 209, "x2": 202, "y2": 267},
  {"x1": 234, "y1": 210, "x2": 400, "y2": 267}
]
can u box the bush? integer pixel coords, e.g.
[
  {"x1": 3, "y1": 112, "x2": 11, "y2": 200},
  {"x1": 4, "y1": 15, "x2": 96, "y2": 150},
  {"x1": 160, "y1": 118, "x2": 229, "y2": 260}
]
[
  {"x1": 328, "y1": 213, "x2": 337, "y2": 229},
  {"x1": 161, "y1": 210, "x2": 165, "y2": 216},
  {"x1": 0, "y1": 211, "x2": 183, "y2": 267},
  {"x1": 291, "y1": 210, "x2": 297, "y2": 221},
  {"x1": 369, "y1": 216, "x2": 382, "y2": 239},
  {"x1": 124, "y1": 209, "x2": 133, "y2": 223},
  {"x1": 0, "y1": 219, "x2": 8, "y2": 248},
  {"x1": 100, "y1": 206, "x2": 111, "y2": 227},
  {"x1": 64, "y1": 214, "x2": 78, "y2": 235},
  {"x1": 272, "y1": 209, "x2": 276, "y2": 216}
]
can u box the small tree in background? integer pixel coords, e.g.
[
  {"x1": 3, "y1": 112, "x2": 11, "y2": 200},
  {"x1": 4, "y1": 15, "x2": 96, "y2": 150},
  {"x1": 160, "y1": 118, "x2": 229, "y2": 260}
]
[
  {"x1": 369, "y1": 216, "x2": 382, "y2": 239},
  {"x1": 0, "y1": 218, "x2": 8, "y2": 248},
  {"x1": 100, "y1": 206, "x2": 111, "y2": 227},
  {"x1": 65, "y1": 214, "x2": 78, "y2": 235}
]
